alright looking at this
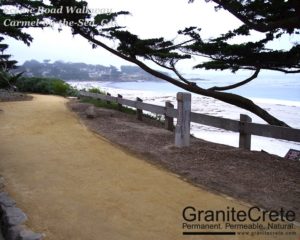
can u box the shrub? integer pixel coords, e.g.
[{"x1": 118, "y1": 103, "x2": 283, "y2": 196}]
[
  {"x1": 81, "y1": 98, "x2": 136, "y2": 115},
  {"x1": 34, "y1": 79, "x2": 52, "y2": 93},
  {"x1": 0, "y1": 71, "x2": 10, "y2": 89},
  {"x1": 51, "y1": 80, "x2": 70, "y2": 96},
  {"x1": 0, "y1": 70, "x2": 23, "y2": 89},
  {"x1": 88, "y1": 87, "x2": 106, "y2": 94},
  {"x1": 16, "y1": 77, "x2": 78, "y2": 96}
]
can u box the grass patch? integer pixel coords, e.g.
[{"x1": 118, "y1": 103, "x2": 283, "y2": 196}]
[
  {"x1": 81, "y1": 88, "x2": 166, "y2": 124},
  {"x1": 88, "y1": 88, "x2": 106, "y2": 95},
  {"x1": 80, "y1": 97, "x2": 136, "y2": 115},
  {"x1": 143, "y1": 112, "x2": 165, "y2": 123},
  {"x1": 80, "y1": 96, "x2": 165, "y2": 124}
]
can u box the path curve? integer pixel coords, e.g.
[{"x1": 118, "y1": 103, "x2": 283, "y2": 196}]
[{"x1": 0, "y1": 95, "x2": 299, "y2": 240}]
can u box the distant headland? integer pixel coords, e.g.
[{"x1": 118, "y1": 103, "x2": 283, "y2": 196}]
[{"x1": 16, "y1": 60, "x2": 169, "y2": 82}]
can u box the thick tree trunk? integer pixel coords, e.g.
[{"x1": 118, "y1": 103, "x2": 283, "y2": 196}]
[
  {"x1": 193, "y1": 89, "x2": 289, "y2": 127},
  {"x1": 76, "y1": 29, "x2": 290, "y2": 127},
  {"x1": 132, "y1": 59, "x2": 290, "y2": 127}
]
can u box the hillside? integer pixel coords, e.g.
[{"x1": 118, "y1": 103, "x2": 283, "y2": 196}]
[{"x1": 16, "y1": 60, "x2": 168, "y2": 82}]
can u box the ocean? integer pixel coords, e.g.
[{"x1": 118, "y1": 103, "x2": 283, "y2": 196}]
[
  {"x1": 108, "y1": 73, "x2": 300, "y2": 102},
  {"x1": 68, "y1": 72, "x2": 300, "y2": 157}
]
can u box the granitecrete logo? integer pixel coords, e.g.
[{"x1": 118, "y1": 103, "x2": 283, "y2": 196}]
[{"x1": 181, "y1": 206, "x2": 298, "y2": 237}]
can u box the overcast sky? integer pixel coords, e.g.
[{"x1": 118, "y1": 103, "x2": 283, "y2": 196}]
[{"x1": 3, "y1": 0, "x2": 299, "y2": 74}]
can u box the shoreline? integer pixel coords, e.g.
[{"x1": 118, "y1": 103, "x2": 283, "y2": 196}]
[{"x1": 67, "y1": 80, "x2": 300, "y2": 106}]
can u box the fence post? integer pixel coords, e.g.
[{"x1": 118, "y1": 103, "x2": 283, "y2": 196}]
[
  {"x1": 106, "y1": 93, "x2": 111, "y2": 104},
  {"x1": 239, "y1": 114, "x2": 252, "y2": 150},
  {"x1": 175, "y1": 92, "x2": 191, "y2": 147},
  {"x1": 165, "y1": 101, "x2": 174, "y2": 131},
  {"x1": 136, "y1": 97, "x2": 143, "y2": 121},
  {"x1": 117, "y1": 94, "x2": 123, "y2": 111}
]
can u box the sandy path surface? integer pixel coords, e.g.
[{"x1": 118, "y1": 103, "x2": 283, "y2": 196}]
[{"x1": 0, "y1": 94, "x2": 299, "y2": 240}]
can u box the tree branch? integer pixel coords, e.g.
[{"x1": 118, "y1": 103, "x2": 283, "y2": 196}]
[
  {"x1": 148, "y1": 57, "x2": 196, "y2": 85},
  {"x1": 210, "y1": 0, "x2": 300, "y2": 33},
  {"x1": 169, "y1": 62, "x2": 196, "y2": 85},
  {"x1": 265, "y1": 68, "x2": 300, "y2": 74},
  {"x1": 75, "y1": 27, "x2": 290, "y2": 127},
  {"x1": 159, "y1": 39, "x2": 196, "y2": 51},
  {"x1": 208, "y1": 68, "x2": 260, "y2": 91},
  {"x1": 148, "y1": 56, "x2": 173, "y2": 70}
]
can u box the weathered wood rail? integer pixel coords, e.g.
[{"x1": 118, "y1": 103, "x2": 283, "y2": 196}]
[{"x1": 79, "y1": 91, "x2": 300, "y2": 149}]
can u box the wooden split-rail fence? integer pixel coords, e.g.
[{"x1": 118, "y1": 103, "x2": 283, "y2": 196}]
[{"x1": 79, "y1": 91, "x2": 300, "y2": 149}]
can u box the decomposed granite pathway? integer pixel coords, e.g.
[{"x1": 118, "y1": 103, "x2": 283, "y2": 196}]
[{"x1": 0, "y1": 95, "x2": 299, "y2": 240}]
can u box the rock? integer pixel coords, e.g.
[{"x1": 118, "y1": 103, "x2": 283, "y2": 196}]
[
  {"x1": 17, "y1": 230, "x2": 43, "y2": 240},
  {"x1": 0, "y1": 192, "x2": 16, "y2": 208},
  {"x1": 2, "y1": 207, "x2": 27, "y2": 226},
  {"x1": 86, "y1": 105, "x2": 96, "y2": 119},
  {"x1": 0, "y1": 192, "x2": 43, "y2": 240},
  {"x1": 5, "y1": 226, "x2": 43, "y2": 240},
  {"x1": 5, "y1": 225, "x2": 25, "y2": 240},
  {"x1": 66, "y1": 97, "x2": 78, "y2": 100}
]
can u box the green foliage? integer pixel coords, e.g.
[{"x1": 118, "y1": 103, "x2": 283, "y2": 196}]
[
  {"x1": 0, "y1": 37, "x2": 22, "y2": 89},
  {"x1": 51, "y1": 79, "x2": 72, "y2": 96},
  {"x1": 112, "y1": 30, "x2": 191, "y2": 63},
  {"x1": 0, "y1": 70, "x2": 10, "y2": 88},
  {"x1": 0, "y1": 70, "x2": 23, "y2": 89},
  {"x1": 179, "y1": 26, "x2": 300, "y2": 72},
  {"x1": 0, "y1": 37, "x2": 18, "y2": 73},
  {"x1": 81, "y1": 96, "x2": 165, "y2": 123},
  {"x1": 16, "y1": 77, "x2": 78, "y2": 96},
  {"x1": 88, "y1": 88, "x2": 106, "y2": 94},
  {"x1": 0, "y1": 1, "x2": 43, "y2": 45}
]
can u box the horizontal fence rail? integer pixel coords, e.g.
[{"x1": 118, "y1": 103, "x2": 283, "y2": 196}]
[
  {"x1": 243, "y1": 122, "x2": 300, "y2": 142},
  {"x1": 79, "y1": 91, "x2": 300, "y2": 149},
  {"x1": 80, "y1": 91, "x2": 168, "y2": 115},
  {"x1": 190, "y1": 112, "x2": 240, "y2": 132}
]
